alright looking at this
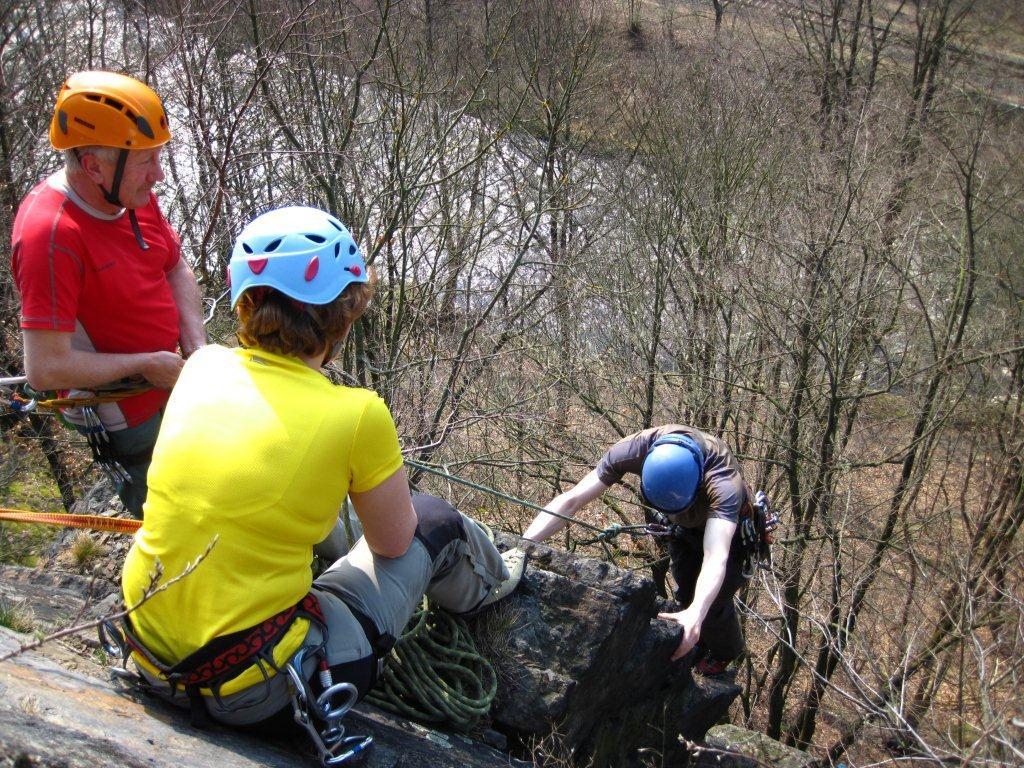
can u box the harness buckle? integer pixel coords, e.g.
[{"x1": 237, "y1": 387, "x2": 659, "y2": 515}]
[{"x1": 286, "y1": 648, "x2": 373, "y2": 766}]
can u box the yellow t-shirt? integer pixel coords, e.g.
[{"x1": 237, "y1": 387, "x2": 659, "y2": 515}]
[{"x1": 121, "y1": 345, "x2": 403, "y2": 691}]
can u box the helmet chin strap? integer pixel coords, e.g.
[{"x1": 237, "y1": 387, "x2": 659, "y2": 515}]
[{"x1": 97, "y1": 148, "x2": 149, "y2": 251}]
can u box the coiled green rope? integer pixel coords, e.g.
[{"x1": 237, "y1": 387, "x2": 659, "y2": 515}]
[{"x1": 365, "y1": 599, "x2": 497, "y2": 729}]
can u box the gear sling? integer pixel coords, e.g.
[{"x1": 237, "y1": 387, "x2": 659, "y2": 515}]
[{"x1": 101, "y1": 592, "x2": 378, "y2": 766}]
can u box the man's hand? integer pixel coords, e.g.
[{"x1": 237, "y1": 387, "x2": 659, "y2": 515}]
[
  {"x1": 140, "y1": 351, "x2": 185, "y2": 389},
  {"x1": 23, "y1": 329, "x2": 184, "y2": 393},
  {"x1": 657, "y1": 607, "x2": 702, "y2": 661}
]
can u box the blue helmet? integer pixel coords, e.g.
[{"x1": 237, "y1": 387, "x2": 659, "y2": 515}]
[
  {"x1": 641, "y1": 434, "x2": 705, "y2": 513},
  {"x1": 228, "y1": 206, "x2": 367, "y2": 308}
]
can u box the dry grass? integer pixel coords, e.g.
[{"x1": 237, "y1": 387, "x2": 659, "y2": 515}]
[
  {"x1": 471, "y1": 600, "x2": 530, "y2": 693},
  {"x1": 0, "y1": 597, "x2": 35, "y2": 634},
  {"x1": 67, "y1": 532, "x2": 106, "y2": 571}
]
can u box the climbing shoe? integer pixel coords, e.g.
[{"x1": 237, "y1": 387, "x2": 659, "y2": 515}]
[
  {"x1": 476, "y1": 547, "x2": 527, "y2": 610},
  {"x1": 694, "y1": 655, "x2": 731, "y2": 677}
]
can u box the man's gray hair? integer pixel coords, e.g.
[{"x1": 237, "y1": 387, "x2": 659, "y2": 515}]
[{"x1": 65, "y1": 146, "x2": 120, "y2": 170}]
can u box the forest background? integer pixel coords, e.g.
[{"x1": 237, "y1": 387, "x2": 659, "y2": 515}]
[{"x1": 0, "y1": 1, "x2": 1021, "y2": 766}]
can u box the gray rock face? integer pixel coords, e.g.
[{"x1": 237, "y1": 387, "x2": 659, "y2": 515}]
[
  {"x1": 486, "y1": 536, "x2": 741, "y2": 767},
  {"x1": 694, "y1": 725, "x2": 816, "y2": 768}
]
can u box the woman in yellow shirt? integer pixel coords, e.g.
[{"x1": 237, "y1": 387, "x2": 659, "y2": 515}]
[{"x1": 120, "y1": 207, "x2": 519, "y2": 744}]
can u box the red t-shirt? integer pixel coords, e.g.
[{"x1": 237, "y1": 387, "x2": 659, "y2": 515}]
[{"x1": 12, "y1": 173, "x2": 182, "y2": 428}]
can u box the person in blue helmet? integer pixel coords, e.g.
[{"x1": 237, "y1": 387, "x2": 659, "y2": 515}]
[
  {"x1": 523, "y1": 425, "x2": 749, "y2": 676},
  {"x1": 120, "y1": 206, "x2": 523, "y2": 752}
]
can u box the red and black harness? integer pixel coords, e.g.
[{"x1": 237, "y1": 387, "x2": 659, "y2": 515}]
[
  {"x1": 110, "y1": 593, "x2": 326, "y2": 725},
  {"x1": 102, "y1": 592, "x2": 381, "y2": 764}
]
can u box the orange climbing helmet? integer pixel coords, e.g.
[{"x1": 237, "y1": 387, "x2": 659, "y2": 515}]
[{"x1": 49, "y1": 71, "x2": 171, "y2": 151}]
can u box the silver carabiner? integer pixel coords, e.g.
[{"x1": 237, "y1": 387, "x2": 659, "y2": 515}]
[
  {"x1": 323, "y1": 734, "x2": 373, "y2": 766},
  {"x1": 286, "y1": 650, "x2": 373, "y2": 767},
  {"x1": 98, "y1": 619, "x2": 127, "y2": 658}
]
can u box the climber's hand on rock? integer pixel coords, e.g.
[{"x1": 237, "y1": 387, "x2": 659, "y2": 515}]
[{"x1": 657, "y1": 608, "x2": 701, "y2": 661}]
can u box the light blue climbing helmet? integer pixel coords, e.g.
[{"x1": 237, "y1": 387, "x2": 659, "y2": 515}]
[
  {"x1": 641, "y1": 433, "x2": 705, "y2": 514},
  {"x1": 228, "y1": 206, "x2": 367, "y2": 308}
]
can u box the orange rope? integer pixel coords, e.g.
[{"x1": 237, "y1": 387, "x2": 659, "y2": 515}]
[{"x1": 0, "y1": 509, "x2": 140, "y2": 534}]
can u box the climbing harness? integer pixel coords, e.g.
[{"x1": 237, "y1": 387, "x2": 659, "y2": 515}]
[
  {"x1": 2, "y1": 377, "x2": 152, "y2": 414},
  {"x1": 101, "y1": 592, "x2": 374, "y2": 767},
  {"x1": 108, "y1": 593, "x2": 327, "y2": 708},
  {"x1": 2, "y1": 379, "x2": 153, "y2": 488},
  {"x1": 740, "y1": 490, "x2": 780, "y2": 579}
]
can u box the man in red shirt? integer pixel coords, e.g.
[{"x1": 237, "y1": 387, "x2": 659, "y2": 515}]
[{"x1": 11, "y1": 71, "x2": 205, "y2": 516}]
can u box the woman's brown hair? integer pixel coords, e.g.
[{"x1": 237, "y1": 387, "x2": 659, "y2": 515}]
[{"x1": 236, "y1": 272, "x2": 376, "y2": 359}]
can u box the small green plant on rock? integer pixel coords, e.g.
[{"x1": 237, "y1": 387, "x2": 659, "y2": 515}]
[{"x1": 69, "y1": 532, "x2": 105, "y2": 570}]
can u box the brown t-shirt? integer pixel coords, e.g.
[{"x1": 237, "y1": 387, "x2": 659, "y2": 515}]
[{"x1": 595, "y1": 424, "x2": 746, "y2": 528}]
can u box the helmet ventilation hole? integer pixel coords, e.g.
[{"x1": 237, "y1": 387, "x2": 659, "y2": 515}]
[
  {"x1": 136, "y1": 115, "x2": 155, "y2": 139},
  {"x1": 305, "y1": 234, "x2": 326, "y2": 243},
  {"x1": 348, "y1": 244, "x2": 357, "y2": 255},
  {"x1": 242, "y1": 242, "x2": 254, "y2": 254},
  {"x1": 265, "y1": 238, "x2": 282, "y2": 252},
  {"x1": 334, "y1": 243, "x2": 340, "y2": 259}
]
